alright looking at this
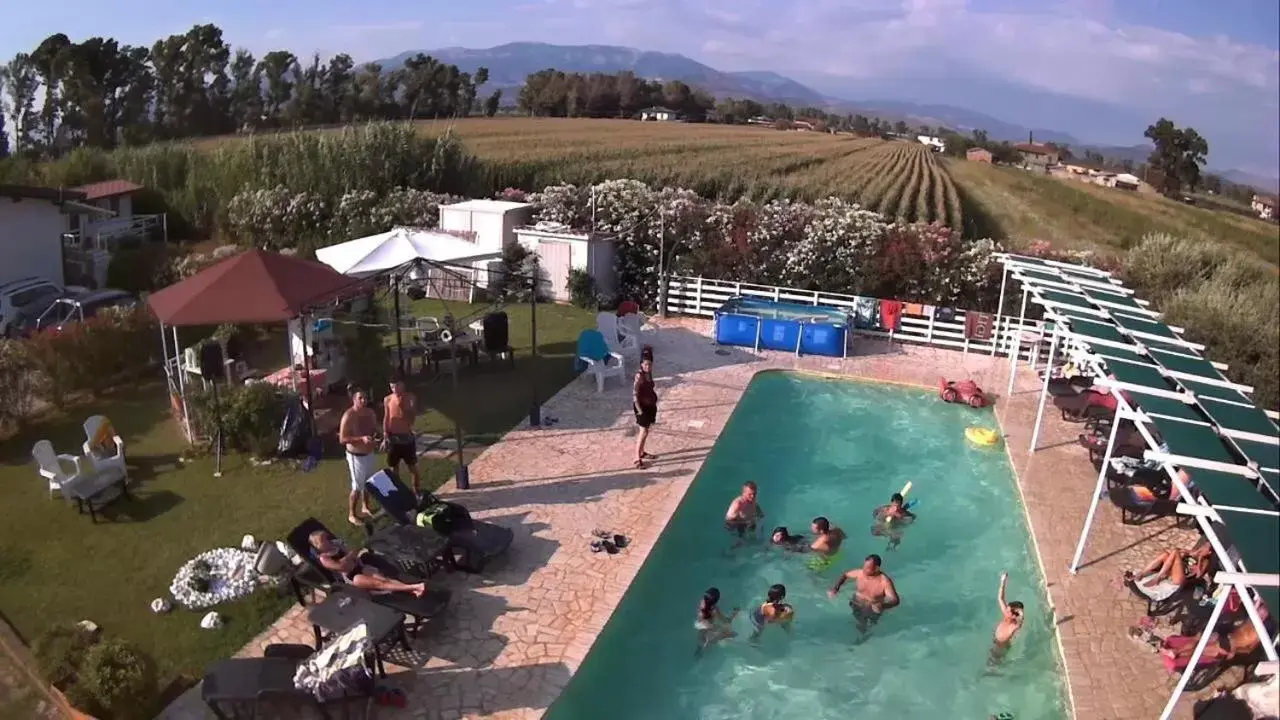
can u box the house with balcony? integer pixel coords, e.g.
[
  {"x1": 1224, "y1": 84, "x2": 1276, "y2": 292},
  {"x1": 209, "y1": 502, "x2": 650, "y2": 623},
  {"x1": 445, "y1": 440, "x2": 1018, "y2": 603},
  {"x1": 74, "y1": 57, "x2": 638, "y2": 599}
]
[
  {"x1": 1252, "y1": 194, "x2": 1276, "y2": 220},
  {"x1": 62, "y1": 179, "x2": 167, "y2": 286}
]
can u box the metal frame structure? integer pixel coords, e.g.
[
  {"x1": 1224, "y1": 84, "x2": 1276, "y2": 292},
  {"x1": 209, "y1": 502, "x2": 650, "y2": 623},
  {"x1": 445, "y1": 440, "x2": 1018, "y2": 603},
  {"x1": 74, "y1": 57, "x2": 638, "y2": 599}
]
[{"x1": 993, "y1": 253, "x2": 1279, "y2": 719}]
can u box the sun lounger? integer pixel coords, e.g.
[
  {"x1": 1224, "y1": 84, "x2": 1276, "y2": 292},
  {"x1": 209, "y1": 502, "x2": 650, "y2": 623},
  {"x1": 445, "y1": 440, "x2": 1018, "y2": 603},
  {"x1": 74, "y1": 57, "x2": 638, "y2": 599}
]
[
  {"x1": 364, "y1": 468, "x2": 514, "y2": 574},
  {"x1": 1054, "y1": 391, "x2": 1115, "y2": 423},
  {"x1": 284, "y1": 518, "x2": 450, "y2": 635},
  {"x1": 202, "y1": 643, "x2": 373, "y2": 719}
]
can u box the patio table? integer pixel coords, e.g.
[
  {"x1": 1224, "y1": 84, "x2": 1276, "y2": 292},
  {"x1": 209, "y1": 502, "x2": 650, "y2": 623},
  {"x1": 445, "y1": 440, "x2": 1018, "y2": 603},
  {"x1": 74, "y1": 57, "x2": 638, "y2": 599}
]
[
  {"x1": 306, "y1": 589, "x2": 408, "y2": 677},
  {"x1": 265, "y1": 367, "x2": 328, "y2": 399}
]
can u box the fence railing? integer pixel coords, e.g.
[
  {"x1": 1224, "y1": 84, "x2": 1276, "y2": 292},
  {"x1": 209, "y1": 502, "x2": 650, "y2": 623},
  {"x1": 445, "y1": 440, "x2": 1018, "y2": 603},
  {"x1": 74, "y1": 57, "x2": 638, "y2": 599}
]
[{"x1": 662, "y1": 275, "x2": 1048, "y2": 360}]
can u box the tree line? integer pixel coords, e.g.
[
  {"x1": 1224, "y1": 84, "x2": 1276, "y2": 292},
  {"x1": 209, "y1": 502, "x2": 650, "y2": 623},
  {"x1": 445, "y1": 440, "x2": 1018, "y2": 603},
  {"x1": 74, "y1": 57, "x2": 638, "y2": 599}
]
[{"x1": 0, "y1": 23, "x2": 503, "y2": 158}]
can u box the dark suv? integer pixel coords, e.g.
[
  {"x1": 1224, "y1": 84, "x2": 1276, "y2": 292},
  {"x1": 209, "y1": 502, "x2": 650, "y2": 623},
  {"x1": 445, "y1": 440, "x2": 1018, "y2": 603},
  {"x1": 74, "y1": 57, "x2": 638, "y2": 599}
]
[{"x1": 33, "y1": 289, "x2": 137, "y2": 333}]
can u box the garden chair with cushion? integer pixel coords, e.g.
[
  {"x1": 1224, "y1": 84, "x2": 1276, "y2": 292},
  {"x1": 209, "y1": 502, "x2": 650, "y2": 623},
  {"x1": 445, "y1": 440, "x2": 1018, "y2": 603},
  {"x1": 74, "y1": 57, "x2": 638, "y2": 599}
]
[
  {"x1": 284, "y1": 518, "x2": 451, "y2": 636},
  {"x1": 364, "y1": 468, "x2": 514, "y2": 573},
  {"x1": 597, "y1": 311, "x2": 640, "y2": 365},
  {"x1": 31, "y1": 440, "x2": 90, "y2": 499},
  {"x1": 202, "y1": 623, "x2": 377, "y2": 719},
  {"x1": 575, "y1": 328, "x2": 626, "y2": 393},
  {"x1": 81, "y1": 415, "x2": 127, "y2": 481}
]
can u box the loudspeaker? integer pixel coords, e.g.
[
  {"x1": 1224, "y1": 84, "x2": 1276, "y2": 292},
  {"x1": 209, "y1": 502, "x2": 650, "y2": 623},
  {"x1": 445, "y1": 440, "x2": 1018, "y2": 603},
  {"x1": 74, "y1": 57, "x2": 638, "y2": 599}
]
[
  {"x1": 199, "y1": 341, "x2": 225, "y2": 378},
  {"x1": 224, "y1": 334, "x2": 243, "y2": 361},
  {"x1": 482, "y1": 312, "x2": 509, "y2": 353}
]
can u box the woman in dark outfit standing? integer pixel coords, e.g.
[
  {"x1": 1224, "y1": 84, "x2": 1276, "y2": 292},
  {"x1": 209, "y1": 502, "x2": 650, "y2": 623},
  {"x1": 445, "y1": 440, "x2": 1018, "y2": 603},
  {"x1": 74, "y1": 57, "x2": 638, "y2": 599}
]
[{"x1": 633, "y1": 349, "x2": 657, "y2": 468}]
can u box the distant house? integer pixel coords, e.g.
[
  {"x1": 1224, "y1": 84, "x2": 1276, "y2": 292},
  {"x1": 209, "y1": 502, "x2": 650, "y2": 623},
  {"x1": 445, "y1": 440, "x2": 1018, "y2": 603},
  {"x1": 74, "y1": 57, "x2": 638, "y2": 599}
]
[
  {"x1": 1109, "y1": 173, "x2": 1141, "y2": 191},
  {"x1": 916, "y1": 135, "x2": 946, "y2": 152},
  {"x1": 966, "y1": 148, "x2": 993, "y2": 163},
  {"x1": 1063, "y1": 160, "x2": 1107, "y2": 176},
  {"x1": 745, "y1": 116, "x2": 774, "y2": 126},
  {"x1": 639, "y1": 107, "x2": 679, "y2": 122},
  {"x1": 1252, "y1": 194, "x2": 1276, "y2": 220},
  {"x1": 792, "y1": 119, "x2": 817, "y2": 132},
  {"x1": 1015, "y1": 142, "x2": 1060, "y2": 167},
  {"x1": 64, "y1": 179, "x2": 167, "y2": 286}
]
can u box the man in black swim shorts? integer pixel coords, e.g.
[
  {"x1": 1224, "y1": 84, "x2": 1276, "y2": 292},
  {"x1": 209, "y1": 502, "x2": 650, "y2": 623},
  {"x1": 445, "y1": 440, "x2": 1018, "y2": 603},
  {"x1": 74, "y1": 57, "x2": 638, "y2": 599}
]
[{"x1": 383, "y1": 377, "x2": 421, "y2": 493}]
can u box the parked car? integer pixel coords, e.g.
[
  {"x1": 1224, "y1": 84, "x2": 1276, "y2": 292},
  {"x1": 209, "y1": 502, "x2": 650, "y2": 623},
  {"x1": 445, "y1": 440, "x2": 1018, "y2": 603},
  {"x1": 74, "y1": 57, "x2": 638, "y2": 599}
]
[
  {"x1": 33, "y1": 289, "x2": 137, "y2": 333},
  {"x1": 0, "y1": 277, "x2": 80, "y2": 338}
]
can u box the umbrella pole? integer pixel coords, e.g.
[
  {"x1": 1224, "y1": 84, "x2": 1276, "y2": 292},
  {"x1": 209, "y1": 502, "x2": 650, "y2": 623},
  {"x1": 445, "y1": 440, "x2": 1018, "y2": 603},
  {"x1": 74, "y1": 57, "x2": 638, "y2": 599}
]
[
  {"x1": 393, "y1": 274, "x2": 405, "y2": 377},
  {"x1": 301, "y1": 315, "x2": 316, "y2": 436},
  {"x1": 528, "y1": 275, "x2": 541, "y2": 427}
]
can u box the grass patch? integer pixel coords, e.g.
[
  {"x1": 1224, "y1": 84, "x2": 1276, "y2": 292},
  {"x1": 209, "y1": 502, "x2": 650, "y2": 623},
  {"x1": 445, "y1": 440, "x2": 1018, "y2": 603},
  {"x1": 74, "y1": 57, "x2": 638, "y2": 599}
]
[
  {"x1": 0, "y1": 300, "x2": 596, "y2": 698},
  {"x1": 945, "y1": 160, "x2": 1279, "y2": 264}
]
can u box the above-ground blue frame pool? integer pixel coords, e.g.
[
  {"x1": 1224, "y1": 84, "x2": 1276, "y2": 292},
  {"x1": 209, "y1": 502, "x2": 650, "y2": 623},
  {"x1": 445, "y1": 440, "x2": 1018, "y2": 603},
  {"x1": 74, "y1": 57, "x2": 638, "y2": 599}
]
[{"x1": 714, "y1": 296, "x2": 850, "y2": 357}]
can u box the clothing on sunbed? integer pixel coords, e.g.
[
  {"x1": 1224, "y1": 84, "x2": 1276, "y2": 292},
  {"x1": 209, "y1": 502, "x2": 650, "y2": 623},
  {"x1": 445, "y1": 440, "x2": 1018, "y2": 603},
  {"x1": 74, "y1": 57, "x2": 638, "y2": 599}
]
[{"x1": 1132, "y1": 574, "x2": 1183, "y2": 602}]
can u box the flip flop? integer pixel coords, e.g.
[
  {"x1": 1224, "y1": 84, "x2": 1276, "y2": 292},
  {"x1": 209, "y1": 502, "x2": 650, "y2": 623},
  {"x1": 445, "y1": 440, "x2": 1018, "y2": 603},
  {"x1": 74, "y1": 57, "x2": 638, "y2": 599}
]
[
  {"x1": 603, "y1": 540, "x2": 620, "y2": 555},
  {"x1": 590, "y1": 541, "x2": 604, "y2": 553},
  {"x1": 613, "y1": 534, "x2": 629, "y2": 549},
  {"x1": 592, "y1": 529, "x2": 612, "y2": 539}
]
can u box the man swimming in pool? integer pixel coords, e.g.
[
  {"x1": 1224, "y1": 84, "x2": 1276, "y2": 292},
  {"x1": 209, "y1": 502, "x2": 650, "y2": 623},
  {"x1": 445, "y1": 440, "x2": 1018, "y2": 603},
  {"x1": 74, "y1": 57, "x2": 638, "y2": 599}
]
[
  {"x1": 872, "y1": 492, "x2": 916, "y2": 550},
  {"x1": 804, "y1": 516, "x2": 847, "y2": 571},
  {"x1": 829, "y1": 554, "x2": 900, "y2": 638},
  {"x1": 749, "y1": 583, "x2": 794, "y2": 640},
  {"x1": 725, "y1": 481, "x2": 764, "y2": 541},
  {"x1": 990, "y1": 572, "x2": 1024, "y2": 665}
]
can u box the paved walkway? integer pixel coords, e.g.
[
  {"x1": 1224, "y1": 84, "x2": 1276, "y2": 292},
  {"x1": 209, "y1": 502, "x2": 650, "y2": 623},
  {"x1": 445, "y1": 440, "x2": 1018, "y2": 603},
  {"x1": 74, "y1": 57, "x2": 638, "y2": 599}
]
[{"x1": 160, "y1": 319, "x2": 1223, "y2": 719}]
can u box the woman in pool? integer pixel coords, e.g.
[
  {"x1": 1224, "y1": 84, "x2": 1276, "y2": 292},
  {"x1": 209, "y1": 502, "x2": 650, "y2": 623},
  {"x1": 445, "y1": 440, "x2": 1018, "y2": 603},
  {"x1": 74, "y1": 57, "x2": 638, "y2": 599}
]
[
  {"x1": 770, "y1": 526, "x2": 808, "y2": 551},
  {"x1": 750, "y1": 583, "x2": 795, "y2": 639},
  {"x1": 694, "y1": 587, "x2": 739, "y2": 654}
]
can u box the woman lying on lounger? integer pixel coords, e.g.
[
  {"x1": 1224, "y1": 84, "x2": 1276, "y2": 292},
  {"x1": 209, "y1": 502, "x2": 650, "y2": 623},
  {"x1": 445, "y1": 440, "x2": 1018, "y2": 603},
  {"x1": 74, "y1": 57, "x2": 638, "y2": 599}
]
[
  {"x1": 1125, "y1": 536, "x2": 1213, "y2": 602},
  {"x1": 308, "y1": 530, "x2": 428, "y2": 597}
]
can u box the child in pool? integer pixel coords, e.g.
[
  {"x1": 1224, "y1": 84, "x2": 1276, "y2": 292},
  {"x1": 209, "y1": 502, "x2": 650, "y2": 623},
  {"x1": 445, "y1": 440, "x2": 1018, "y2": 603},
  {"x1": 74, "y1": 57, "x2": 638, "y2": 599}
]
[
  {"x1": 695, "y1": 587, "x2": 738, "y2": 655},
  {"x1": 750, "y1": 584, "x2": 795, "y2": 640}
]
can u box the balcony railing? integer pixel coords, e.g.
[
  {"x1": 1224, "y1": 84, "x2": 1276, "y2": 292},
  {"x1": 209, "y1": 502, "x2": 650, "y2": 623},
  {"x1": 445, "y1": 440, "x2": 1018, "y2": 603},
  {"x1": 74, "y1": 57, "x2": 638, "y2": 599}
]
[{"x1": 62, "y1": 213, "x2": 167, "y2": 252}]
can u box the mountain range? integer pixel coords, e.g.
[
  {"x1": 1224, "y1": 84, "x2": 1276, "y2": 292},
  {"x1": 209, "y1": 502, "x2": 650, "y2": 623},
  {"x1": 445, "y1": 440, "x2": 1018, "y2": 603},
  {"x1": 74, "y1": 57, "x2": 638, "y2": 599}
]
[{"x1": 378, "y1": 42, "x2": 1279, "y2": 193}]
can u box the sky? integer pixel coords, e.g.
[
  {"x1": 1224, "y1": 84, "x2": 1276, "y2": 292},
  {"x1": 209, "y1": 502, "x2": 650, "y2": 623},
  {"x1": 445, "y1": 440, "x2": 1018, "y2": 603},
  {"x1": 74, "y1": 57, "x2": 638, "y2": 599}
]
[{"x1": 1, "y1": 0, "x2": 1278, "y2": 174}]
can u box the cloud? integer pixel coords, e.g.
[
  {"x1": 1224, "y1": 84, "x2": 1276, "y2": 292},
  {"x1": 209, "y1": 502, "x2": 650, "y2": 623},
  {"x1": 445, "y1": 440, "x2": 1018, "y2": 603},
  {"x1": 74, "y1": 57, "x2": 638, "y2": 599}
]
[{"x1": 329, "y1": 21, "x2": 424, "y2": 35}]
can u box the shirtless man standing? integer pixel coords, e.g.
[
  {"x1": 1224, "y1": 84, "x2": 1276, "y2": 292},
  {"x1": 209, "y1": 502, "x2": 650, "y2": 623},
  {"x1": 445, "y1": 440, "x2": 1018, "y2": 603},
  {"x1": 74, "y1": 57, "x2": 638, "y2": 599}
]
[
  {"x1": 725, "y1": 481, "x2": 765, "y2": 541},
  {"x1": 829, "y1": 554, "x2": 900, "y2": 638},
  {"x1": 990, "y1": 572, "x2": 1025, "y2": 665},
  {"x1": 339, "y1": 389, "x2": 379, "y2": 525},
  {"x1": 810, "y1": 517, "x2": 846, "y2": 556},
  {"x1": 383, "y1": 377, "x2": 421, "y2": 494}
]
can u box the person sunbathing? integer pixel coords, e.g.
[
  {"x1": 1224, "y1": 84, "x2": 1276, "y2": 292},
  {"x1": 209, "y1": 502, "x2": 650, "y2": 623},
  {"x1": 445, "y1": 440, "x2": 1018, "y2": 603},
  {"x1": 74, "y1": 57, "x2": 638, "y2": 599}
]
[
  {"x1": 1125, "y1": 537, "x2": 1212, "y2": 602},
  {"x1": 1161, "y1": 620, "x2": 1261, "y2": 666},
  {"x1": 308, "y1": 530, "x2": 428, "y2": 597}
]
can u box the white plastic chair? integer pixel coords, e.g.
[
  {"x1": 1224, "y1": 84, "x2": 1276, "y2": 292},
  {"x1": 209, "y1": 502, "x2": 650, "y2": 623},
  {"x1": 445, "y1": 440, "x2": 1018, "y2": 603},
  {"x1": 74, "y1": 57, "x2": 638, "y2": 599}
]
[
  {"x1": 618, "y1": 312, "x2": 647, "y2": 340},
  {"x1": 32, "y1": 440, "x2": 91, "y2": 498},
  {"x1": 580, "y1": 352, "x2": 626, "y2": 393},
  {"x1": 597, "y1": 312, "x2": 640, "y2": 365},
  {"x1": 82, "y1": 415, "x2": 127, "y2": 481}
]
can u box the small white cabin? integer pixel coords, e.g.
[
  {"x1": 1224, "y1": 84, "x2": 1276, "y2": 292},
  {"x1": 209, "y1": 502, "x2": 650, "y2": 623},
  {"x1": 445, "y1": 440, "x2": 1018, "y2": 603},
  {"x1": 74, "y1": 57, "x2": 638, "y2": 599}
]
[{"x1": 514, "y1": 225, "x2": 617, "y2": 303}]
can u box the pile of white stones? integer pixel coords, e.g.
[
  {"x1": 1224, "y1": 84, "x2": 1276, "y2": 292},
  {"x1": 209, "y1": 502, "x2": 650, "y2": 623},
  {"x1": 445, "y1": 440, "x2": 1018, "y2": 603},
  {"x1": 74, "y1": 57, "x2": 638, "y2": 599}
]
[{"x1": 169, "y1": 547, "x2": 260, "y2": 611}]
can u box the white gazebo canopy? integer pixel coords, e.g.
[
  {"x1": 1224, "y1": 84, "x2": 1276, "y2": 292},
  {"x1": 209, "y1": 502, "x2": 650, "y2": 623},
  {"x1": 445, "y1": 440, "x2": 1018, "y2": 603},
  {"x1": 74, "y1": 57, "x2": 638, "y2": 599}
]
[{"x1": 316, "y1": 226, "x2": 497, "y2": 277}]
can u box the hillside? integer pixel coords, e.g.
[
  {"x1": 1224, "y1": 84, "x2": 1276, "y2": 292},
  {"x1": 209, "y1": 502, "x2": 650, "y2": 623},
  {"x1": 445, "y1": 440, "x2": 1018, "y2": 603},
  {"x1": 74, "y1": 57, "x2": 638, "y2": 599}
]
[{"x1": 407, "y1": 118, "x2": 1278, "y2": 264}]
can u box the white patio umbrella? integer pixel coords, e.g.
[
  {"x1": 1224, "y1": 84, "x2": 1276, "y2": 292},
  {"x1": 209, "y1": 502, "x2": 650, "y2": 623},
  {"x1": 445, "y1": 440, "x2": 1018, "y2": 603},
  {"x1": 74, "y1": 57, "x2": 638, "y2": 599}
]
[{"x1": 315, "y1": 226, "x2": 485, "y2": 277}]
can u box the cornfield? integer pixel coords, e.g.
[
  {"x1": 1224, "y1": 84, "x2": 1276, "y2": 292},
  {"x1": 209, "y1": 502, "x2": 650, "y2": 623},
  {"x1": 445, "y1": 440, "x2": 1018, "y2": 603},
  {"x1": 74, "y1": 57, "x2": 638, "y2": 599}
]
[{"x1": 414, "y1": 118, "x2": 965, "y2": 227}]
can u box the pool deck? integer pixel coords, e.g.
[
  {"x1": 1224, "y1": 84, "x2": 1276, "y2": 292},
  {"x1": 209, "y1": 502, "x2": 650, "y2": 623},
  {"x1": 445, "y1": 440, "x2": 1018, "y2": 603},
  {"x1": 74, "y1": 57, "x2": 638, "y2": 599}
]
[{"x1": 160, "y1": 318, "x2": 1220, "y2": 720}]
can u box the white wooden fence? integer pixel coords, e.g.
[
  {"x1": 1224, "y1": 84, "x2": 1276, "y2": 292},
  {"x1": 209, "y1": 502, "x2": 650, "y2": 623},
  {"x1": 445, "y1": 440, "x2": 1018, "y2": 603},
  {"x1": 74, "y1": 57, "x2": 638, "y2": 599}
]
[{"x1": 662, "y1": 275, "x2": 1047, "y2": 359}]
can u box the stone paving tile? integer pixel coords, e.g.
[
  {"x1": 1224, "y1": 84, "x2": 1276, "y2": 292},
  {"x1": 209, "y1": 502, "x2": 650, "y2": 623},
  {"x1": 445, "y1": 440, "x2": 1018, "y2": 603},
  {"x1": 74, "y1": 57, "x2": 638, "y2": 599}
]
[{"x1": 159, "y1": 318, "x2": 1218, "y2": 719}]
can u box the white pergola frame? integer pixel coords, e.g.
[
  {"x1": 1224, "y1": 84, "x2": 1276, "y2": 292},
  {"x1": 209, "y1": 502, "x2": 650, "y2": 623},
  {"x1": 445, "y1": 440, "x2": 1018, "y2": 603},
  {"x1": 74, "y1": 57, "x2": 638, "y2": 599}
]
[{"x1": 994, "y1": 254, "x2": 1280, "y2": 720}]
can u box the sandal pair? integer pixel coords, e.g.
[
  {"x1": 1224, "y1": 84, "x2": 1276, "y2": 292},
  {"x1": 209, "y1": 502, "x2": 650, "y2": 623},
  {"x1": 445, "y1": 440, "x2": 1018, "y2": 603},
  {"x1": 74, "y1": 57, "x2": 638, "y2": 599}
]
[{"x1": 590, "y1": 530, "x2": 630, "y2": 554}]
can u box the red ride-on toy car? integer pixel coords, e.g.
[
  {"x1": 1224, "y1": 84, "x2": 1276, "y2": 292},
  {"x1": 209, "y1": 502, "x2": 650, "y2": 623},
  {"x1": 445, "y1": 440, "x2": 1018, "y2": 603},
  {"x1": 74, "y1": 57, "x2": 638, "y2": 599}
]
[{"x1": 939, "y1": 377, "x2": 989, "y2": 409}]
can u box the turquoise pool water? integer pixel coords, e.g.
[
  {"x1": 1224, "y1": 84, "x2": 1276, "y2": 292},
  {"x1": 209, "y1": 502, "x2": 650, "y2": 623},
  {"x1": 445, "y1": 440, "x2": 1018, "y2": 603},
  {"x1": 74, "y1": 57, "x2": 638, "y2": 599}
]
[{"x1": 546, "y1": 371, "x2": 1068, "y2": 720}]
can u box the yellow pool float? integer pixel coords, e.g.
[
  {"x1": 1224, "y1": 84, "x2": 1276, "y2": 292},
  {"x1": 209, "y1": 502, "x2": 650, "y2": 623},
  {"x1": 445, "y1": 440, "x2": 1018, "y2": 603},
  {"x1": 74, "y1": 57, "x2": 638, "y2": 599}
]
[{"x1": 966, "y1": 427, "x2": 1000, "y2": 447}]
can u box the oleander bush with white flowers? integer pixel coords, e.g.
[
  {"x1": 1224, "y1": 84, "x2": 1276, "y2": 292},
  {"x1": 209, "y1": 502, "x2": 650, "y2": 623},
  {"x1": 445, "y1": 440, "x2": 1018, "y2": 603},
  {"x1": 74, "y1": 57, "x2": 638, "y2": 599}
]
[{"x1": 528, "y1": 179, "x2": 1006, "y2": 309}]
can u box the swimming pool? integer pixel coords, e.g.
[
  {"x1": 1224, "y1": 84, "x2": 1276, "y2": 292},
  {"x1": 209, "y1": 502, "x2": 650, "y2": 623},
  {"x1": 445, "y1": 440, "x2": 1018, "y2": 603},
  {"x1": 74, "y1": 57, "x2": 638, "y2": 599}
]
[
  {"x1": 714, "y1": 297, "x2": 850, "y2": 357},
  {"x1": 546, "y1": 372, "x2": 1068, "y2": 720}
]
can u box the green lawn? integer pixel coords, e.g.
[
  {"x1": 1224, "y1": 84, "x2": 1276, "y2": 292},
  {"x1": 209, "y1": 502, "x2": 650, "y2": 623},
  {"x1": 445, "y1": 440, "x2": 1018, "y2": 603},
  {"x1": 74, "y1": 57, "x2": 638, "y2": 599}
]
[{"x1": 0, "y1": 299, "x2": 596, "y2": 706}]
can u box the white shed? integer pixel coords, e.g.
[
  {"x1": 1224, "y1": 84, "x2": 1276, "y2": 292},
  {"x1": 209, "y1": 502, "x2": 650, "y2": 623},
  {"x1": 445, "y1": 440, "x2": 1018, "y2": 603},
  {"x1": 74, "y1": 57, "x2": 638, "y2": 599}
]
[
  {"x1": 514, "y1": 226, "x2": 617, "y2": 303},
  {"x1": 437, "y1": 200, "x2": 534, "y2": 257}
]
